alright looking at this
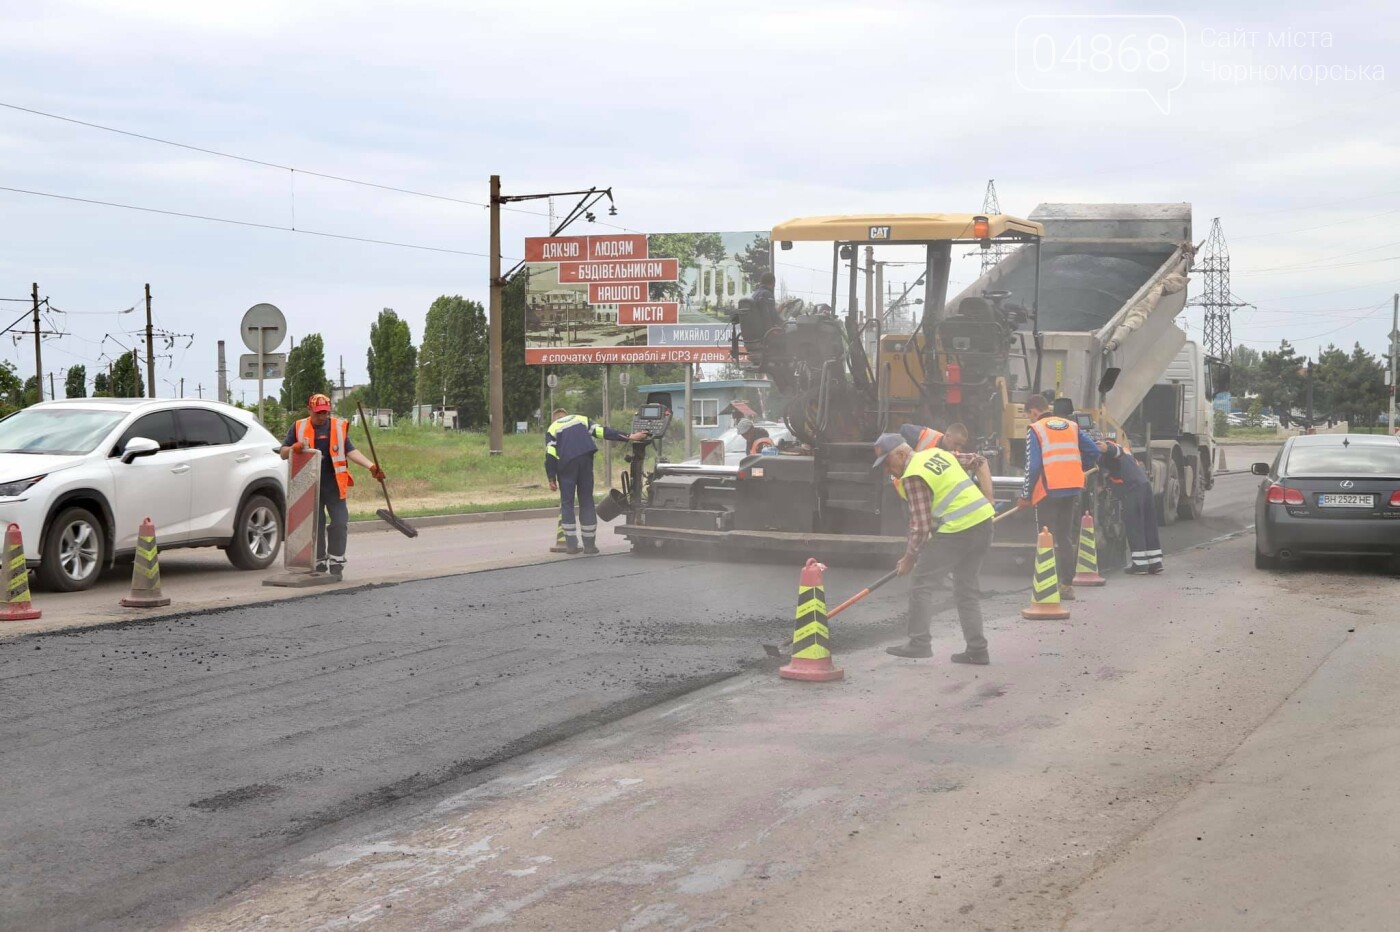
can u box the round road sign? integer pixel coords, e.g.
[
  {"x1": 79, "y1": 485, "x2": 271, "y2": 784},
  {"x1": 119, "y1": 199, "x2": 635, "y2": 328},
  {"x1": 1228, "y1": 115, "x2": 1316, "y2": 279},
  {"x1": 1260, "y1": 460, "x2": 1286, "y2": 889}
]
[
  {"x1": 546, "y1": 374, "x2": 559, "y2": 389},
  {"x1": 240, "y1": 303, "x2": 288, "y2": 353},
  {"x1": 618, "y1": 371, "x2": 630, "y2": 387}
]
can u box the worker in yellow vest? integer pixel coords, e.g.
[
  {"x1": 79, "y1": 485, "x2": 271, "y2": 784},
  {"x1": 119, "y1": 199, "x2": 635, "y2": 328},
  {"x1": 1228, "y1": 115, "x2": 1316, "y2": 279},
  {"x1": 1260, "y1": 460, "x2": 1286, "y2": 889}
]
[
  {"x1": 874, "y1": 432, "x2": 997, "y2": 665},
  {"x1": 280, "y1": 393, "x2": 383, "y2": 578}
]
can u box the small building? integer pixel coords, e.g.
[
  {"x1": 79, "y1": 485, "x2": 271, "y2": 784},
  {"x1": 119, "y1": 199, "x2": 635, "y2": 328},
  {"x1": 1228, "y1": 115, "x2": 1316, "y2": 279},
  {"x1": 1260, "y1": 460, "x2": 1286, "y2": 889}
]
[{"x1": 634, "y1": 378, "x2": 773, "y2": 442}]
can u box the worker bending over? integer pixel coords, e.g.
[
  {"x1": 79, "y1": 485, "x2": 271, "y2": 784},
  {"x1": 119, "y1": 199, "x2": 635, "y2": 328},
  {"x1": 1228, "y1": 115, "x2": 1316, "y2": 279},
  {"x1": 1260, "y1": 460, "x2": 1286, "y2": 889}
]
[
  {"x1": 545, "y1": 407, "x2": 647, "y2": 554},
  {"x1": 736, "y1": 418, "x2": 773, "y2": 455},
  {"x1": 1097, "y1": 439, "x2": 1163, "y2": 574},
  {"x1": 1016, "y1": 395, "x2": 1100, "y2": 600},
  {"x1": 280, "y1": 393, "x2": 384, "y2": 579},
  {"x1": 874, "y1": 433, "x2": 997, "y2": 665}
]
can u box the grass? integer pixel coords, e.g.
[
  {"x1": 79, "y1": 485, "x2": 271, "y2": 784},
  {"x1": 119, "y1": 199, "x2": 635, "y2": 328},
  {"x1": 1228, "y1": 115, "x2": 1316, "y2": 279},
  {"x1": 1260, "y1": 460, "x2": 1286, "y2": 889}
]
[{"x1": 340, "y1": 422, "x2": 615, "y2": 520}]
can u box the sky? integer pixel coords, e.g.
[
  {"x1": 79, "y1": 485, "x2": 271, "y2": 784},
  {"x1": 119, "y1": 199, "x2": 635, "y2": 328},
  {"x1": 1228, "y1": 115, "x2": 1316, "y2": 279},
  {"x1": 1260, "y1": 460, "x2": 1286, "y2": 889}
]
[{"x1": 1, "y1": 0, "x2": 1397, "y2": 402}]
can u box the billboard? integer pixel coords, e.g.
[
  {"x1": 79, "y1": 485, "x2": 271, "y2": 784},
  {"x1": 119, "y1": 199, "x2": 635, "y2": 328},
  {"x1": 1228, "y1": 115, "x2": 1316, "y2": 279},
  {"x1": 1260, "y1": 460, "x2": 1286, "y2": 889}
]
[{"x1": 524, "y1": 230, "x2": 768, "y2": 365}]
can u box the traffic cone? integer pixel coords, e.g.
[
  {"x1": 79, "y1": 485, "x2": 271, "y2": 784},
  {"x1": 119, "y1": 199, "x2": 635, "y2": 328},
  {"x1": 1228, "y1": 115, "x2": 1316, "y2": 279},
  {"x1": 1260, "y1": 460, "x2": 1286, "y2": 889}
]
[
  {"x1": 121, "y1": 517, "x2": 171, "y2": 608},
  {"x1": 549, "y1": 516, "x2": 569, "y2": 554},
  {"x1": 1218, "y1": 446, "x2": 1228, "y2": 472},
  {"x1": 779, "y1": 558, "x2": 845, "y2": 682},
  {"x1": 1, "y1": 523, "x2": 40, "y2": 621},
  {"x1": 1021, "y1": 527, "x2": 1071, "y2": 620},
  {"x1": 1072, "y1": 511, "x2": 1107, "y2": 587}
]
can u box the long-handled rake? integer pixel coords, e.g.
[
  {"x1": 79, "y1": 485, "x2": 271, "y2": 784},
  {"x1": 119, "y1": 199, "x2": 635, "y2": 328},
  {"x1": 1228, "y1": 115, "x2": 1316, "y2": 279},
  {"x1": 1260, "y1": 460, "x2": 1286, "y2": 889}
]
[
  {"x1": 356, "y1": 402, "x2": 418, "y2": 539},
  {"x1": 763, "y1": 568, "x2": 899, "y2": 658}
]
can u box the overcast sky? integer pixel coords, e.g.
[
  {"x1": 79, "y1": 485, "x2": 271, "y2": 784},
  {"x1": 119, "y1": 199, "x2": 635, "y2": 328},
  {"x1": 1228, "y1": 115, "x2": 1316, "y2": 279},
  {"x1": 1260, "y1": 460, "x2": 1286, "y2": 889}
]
[{"x1": 1, "y1": 0, "x2": 1396, "y2": 400}]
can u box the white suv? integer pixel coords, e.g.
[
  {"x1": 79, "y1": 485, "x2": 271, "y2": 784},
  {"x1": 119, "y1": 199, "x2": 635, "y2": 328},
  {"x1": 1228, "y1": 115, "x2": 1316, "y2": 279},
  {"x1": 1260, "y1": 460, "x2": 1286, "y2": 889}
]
[{"x1": 0, "y1": 399, "x2": 286, "y2": 591}]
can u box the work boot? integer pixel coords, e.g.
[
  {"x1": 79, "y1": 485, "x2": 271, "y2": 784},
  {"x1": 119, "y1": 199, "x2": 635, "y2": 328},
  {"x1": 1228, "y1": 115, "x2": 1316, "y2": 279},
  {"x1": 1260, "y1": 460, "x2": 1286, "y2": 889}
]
[
  {"x1": 886, "y1": 642, "x2": 933, "y2": 659},
  {"x1": 314, "y1": 560, "x2": 328, "y2": 574},
  {"x1": 1061, "y1": 585, "x2": 1076, "y2": 601},
  {"x1": 330, "y1": 563, "x2": 343, "y2": 579},
  {"x1": 583, "y1": 544, "x2": 600, "y2": 555},
  {"x1": 566, "y1": 546, "x2": 582, "y2": 555},
  {"x1": 1124, "y1": 564, "x2": 1150, "y2": 576},
  {"x1": 951, "y1": 650, "x2": 990, "y2": 665},
  {"x1": 1148, "y1": 563, "x2": 1165, "y2": 575}
]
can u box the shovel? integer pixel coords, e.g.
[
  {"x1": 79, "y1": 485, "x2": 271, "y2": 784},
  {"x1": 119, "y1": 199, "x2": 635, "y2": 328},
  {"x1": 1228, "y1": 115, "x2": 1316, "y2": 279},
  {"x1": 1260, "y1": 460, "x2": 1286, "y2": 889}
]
[
  {"x1": 763, "y1": 568, "x2": 899, "y2": 658},
  {"x1": 356, "y1": 402, "x2": 418, "y2": 539}
]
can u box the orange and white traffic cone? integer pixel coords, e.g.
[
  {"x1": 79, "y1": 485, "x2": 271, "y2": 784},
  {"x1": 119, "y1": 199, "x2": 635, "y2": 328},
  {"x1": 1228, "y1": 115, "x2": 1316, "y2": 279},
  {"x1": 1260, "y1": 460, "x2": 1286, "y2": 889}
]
[
  {"x1": 1021, "y1": 527, "x2": 1071, "y2": 620},
  {"x1": 1072, "y1": 511, "x2": 1107, "y2": 587},
  {"x1": 121, "y1": 517, "x2": 171, "y2": 608},
  {"x1": 0, "y1": 523, "x2": 40, "y2": 621},
  {"x1": 779, "y1": 558, "x2": 845, "y2": 682}
]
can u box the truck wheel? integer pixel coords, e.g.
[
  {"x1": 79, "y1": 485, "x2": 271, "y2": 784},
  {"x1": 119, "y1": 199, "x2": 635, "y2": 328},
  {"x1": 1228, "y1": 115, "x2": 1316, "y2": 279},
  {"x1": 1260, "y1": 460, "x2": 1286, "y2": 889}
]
[
  {"x1": 1177, "y1": 459, "x2": 1205, "y2": 520},
  {"x1": 1156, "y1": 464, "x2": 1181, "y2": 526}
]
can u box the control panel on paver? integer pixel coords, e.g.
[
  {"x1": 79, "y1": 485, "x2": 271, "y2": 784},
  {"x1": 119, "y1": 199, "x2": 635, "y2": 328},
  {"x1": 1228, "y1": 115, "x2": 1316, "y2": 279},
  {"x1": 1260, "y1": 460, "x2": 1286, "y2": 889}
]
[{"x1": 632, "y1": 403, "x2": 671, "y2": 439}]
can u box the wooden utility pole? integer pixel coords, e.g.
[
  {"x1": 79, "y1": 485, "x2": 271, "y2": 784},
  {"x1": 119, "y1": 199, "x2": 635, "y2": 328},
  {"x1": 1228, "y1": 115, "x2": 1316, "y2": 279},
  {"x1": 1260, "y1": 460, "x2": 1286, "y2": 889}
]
[
  {"x1": 48, "y1": 371, "x2": 55, "y2": 401},
  {"x1": 488, "y1": 174, "x2": 504, "y2": 453},
  {"x1": 31, "y1": 283, "x2": 42, "y2": 400},
  {"x1": 144, "y1": 284, "x2": 156, "y2": 398},
  {"x1": 196, "y1": 383, "x2": 204, "y2": 399}
]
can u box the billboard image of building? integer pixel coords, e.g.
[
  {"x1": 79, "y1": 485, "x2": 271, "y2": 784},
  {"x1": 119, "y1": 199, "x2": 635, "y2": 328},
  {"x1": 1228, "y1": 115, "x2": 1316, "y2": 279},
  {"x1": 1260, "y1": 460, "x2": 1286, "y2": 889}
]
[{"x1": 524, "y1": 230, "x2": 768, "y2": 365}]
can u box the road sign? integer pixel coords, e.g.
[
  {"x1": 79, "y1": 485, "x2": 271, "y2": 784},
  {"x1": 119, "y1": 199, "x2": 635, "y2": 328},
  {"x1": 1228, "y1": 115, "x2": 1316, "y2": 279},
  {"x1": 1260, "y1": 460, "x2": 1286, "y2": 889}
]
[
  {"x1": 546, "y1": 373, "x2": 559, "y2": 389},
  {"x1": 618, "y1": 370, "x2": 630, "y2": 387},
  {"x1": 240, "y1": 353, "x2": 287, "y2": 380},
  {"x1": 240, "y1": 303, "x2": 287, "y2": 353}
]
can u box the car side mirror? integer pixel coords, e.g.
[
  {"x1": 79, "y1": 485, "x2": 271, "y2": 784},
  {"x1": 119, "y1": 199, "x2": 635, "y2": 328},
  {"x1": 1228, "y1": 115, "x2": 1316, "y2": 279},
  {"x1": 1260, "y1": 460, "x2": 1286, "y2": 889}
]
[
  {"x1": 121, "y1": 436, "x2": 161, "y2": 464},
  {"x1": 1250, "y1": 463, "x2": 1270, "y2": 476}
]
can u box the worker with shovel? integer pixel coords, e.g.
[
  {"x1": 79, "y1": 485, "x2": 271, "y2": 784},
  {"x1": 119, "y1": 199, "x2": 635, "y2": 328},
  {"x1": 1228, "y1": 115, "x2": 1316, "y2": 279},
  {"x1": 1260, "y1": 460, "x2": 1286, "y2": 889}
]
[
  {"x1": 545, "y1": 407, "x2": 647, "y2": 555},
  {"x1": 874, "y1": 433, "x2": 997, "y2": 664},
  {"x1": 280, "y1": 393, "x2": 384, "y2": 579}
]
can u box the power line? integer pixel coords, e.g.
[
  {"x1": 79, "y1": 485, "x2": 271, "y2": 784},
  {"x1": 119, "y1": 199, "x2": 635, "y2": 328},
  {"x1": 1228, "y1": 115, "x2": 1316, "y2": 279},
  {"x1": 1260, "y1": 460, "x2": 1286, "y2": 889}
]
[{"x1": 0, "y1": 184, "x2": 501, "y2": 259}]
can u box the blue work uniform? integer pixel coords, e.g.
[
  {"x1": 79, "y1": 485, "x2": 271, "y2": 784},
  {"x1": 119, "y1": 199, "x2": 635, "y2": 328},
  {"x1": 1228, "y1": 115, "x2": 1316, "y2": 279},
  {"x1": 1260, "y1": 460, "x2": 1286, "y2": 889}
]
[
  {"x1": 282, "y1": 421, "x2": 357, "y2": 569},
  {"x1": 545, "y1": 414, "x2": 630, "y2": 549},
  {"x1": 1100, "y1": 441, "x2": 1162, "y2": 571}
]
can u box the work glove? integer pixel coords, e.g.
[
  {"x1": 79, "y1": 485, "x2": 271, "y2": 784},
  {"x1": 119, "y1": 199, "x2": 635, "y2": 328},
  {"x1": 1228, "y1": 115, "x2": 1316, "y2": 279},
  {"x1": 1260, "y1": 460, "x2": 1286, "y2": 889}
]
[
  {"x1": 369, "y1": 463, "x2": 386, "y2": 481},
  {"x1": 292, "y1": 441, "x2": 307, "y2": 455}
]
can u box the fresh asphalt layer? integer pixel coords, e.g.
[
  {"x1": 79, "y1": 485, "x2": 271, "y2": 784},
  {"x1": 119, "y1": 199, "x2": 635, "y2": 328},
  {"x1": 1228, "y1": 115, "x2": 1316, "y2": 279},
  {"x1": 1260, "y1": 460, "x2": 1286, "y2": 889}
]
[{"x1": 0, "y1": 471, "x2": 1263, "y2": 930}]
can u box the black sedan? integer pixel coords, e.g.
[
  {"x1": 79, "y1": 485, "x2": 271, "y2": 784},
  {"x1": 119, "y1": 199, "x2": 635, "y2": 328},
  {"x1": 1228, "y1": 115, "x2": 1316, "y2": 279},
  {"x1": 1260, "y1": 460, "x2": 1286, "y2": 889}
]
[{"x1": 1253, "y1": 433, "x2": 1400, "y2": 570}]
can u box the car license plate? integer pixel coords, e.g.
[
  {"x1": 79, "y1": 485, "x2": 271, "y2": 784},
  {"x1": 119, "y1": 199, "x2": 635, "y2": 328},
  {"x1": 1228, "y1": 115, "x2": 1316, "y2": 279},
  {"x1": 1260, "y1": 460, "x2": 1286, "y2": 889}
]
[{"x1": 1317, "y1": 493, "x2": 1373, "y2": 508}]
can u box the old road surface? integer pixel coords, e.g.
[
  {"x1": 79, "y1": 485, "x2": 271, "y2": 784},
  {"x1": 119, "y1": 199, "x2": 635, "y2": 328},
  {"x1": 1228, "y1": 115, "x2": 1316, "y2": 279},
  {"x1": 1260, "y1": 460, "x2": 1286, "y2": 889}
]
[{"x1": 5, "y1": 460, "x2": 1366, "y2": 930}]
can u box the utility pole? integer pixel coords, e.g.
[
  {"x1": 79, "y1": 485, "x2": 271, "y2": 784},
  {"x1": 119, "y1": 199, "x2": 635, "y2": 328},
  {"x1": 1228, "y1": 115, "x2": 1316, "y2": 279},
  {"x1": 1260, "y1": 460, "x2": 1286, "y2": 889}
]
[
  {"x1": 216, "y1": 340, "x2": 228, "y2": 404},
  {"x1": 31, "y1": 283, "x2": 42, "y2": 400},
  {"x1": 339, "y1": 355, "x2": 346, "y2": 397},
  {"x1": 48, "y1": 371, "x2": 55, "y2": 401},
  {"x1": 179, "y1": 377, "x2": 184, "y2": 398},
  {"x1": 1189, "y1": 219, "x2": 1251, "y2": 365},
  {"x1": 196, "y1": 383, "x2": 204, "y2": 399},
  {"x1": 1389, "y1": 293, "x2": 1398, "y2": 435},
  {"x1": 144, "y1": 284, "x2": 156, "y2": 398},
  {"x1": 488, "y1": 174, "x2": 504, "y2": 453}
]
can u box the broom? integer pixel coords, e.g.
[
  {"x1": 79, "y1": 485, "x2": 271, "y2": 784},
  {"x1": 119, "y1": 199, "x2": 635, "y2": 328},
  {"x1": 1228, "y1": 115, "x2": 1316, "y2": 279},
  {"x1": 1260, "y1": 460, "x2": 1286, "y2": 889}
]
[
  {"x1": 763, "y1": 568, "x2": 899, "y2": 658},
  {"x1": 356, "y1": 402, "x2": 418, "y2": 538}
]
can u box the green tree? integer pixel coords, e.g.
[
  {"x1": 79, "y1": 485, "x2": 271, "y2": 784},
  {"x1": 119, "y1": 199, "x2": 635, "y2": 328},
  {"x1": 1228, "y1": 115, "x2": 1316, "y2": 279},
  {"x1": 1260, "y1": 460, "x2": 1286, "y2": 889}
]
[
  {"x1": 1311, "y1": 344, "x2": 1350, "y2": 421},
  {"x1": 280, "y1": 333, "x2": 332, "y2": 410},
  {"x1": 92, "y1": 371, "x2": 110, "y2": 397},
  {"x1": 647, "y1": 232, "x2": 726, "y2": 303},
  {"x1": 418, "y1": 295, "x2": 487, "y2": 427},
  {"x1": 22, "y1": 376, "x2": 40, "y2": 407},
  {"x1": 502, "y1": 276, "x2": 544, "y2": 426},
  {"x1": 733, "y1": 233, "x2": 772, "y2": 283},
  {"x1": 334, "y1": 385, "x2": 369, "y2": 420},
  {"x1": 259, "y1": 397, "x2": 290, "y2": 438},
  {"x1": 1227, "y1": 344, "x2": 1261, "y2": 397},
  {"x1": 366, "y1": 309, "x2": 417, "y2": 416},
  {"x1": 109, "y1": 351, "x2": 145, "y2": 398},
  {"x1": 64, "y1": 365, "x2": 87, "y2": 399},
  {"x1": 1254, "y1": 340, "x2": 1302, "y2": 418},
  {"x1": 0, "y1": 361, "x2": 24, "y2": 416}
]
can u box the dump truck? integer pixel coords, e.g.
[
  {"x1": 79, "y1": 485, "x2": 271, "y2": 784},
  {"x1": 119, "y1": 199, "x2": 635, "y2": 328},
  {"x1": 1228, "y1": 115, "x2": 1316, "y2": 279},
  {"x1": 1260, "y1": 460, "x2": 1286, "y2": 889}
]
[{"x1": 613, "y1": 203, "x2": 1230, "y2": 566}]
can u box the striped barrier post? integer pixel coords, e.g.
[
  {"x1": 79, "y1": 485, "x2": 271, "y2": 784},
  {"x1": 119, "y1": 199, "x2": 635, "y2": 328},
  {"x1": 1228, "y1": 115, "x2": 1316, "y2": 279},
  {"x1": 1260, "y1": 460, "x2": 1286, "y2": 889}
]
[
  {"x1": 779, "y1": 558, "x2": 844, "y2": 682},
  {"x1": 550, "y1": 515, "x2": 569, "y2": 554},
  {"x1": 285, "y1": 447, "x2": 322, "y2": 572},
  {"x1": 1021, "y1": 527, "x2": 1071, "y2": 620},
  {"x1": 1072, "y1": 511, "x2": 1107, "y2": 587},
  {"x1": 1, "y1": 523, "x2": 40, "y2": 621},
  {"x1": 121, "y1": 517, "x2": 171, "y2": 608}
]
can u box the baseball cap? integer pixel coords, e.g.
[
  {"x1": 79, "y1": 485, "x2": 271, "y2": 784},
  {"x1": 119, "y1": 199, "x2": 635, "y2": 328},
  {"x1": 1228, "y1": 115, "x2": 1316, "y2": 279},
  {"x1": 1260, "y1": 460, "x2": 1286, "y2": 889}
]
[
  {"x1": 736, "y1": 418, "x2": 754, "y2": 433},
  {"x1": 871, "y1": 432, "x2": 906, "y2": 468},
  {"x1": 308, "y1": 393, "x2": 332, "y2": 412}
]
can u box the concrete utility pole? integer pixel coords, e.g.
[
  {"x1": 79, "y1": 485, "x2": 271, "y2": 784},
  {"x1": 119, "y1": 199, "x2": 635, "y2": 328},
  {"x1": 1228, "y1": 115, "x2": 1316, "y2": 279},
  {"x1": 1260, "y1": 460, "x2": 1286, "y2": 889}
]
[
  {"x1": 1390, "y1": 293, "x2": 1398, "y2": 434},
  {"x1": 31, "y1": 283, "x2": 42, "y2": 399},
  {"x1": 48, "y1": 371, "x2": 55, "y2": 401},
  {"x1": 339, "y1": 355, "x2": 346, "y2": 397},
  {"x1": 145, "y1": 284, "x2": 156, "y2": 398},
  {"x1": 196, "y1": 383, "x2": 204, "y2": 399},
  {"x1": 488, "y1": 174, "x2": 504, "y2": 454},
  {"x1": 216, "y1": 340, "x2": 228, "y2": 404},
  {"x1": 602, "y1": 364, "x2": 612, "y2": 485}
]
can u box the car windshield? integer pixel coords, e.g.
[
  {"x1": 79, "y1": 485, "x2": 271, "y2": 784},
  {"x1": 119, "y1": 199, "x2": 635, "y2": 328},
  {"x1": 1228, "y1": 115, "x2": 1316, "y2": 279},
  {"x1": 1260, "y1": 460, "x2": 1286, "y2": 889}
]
[
  {"x1": 0, "y1": 408, "x2": 126, "y2": 455},
  {"x1": 1286, "y1": 443, "x2": 1400, "y2": 477}
]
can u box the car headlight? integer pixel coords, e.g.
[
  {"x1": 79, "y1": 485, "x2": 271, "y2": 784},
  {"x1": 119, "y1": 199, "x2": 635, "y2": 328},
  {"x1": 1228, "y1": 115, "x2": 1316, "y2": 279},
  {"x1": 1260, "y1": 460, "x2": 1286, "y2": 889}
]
[{"x1": 0, "y1": 475, "x2": 45, "y2": 497}]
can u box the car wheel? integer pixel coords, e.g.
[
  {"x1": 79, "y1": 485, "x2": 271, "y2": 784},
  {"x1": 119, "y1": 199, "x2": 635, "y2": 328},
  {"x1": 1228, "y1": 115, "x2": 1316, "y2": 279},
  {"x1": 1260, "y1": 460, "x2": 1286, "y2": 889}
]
[
  {"x1": 39, "y1": 506, "x2": 106, "y2": 592},
  {"x1": 227, "y1": 494, "x2": 282, "y2": 570},
  {"x1": 1254, "y1": 544, "x2": 1278, "y2": 570}
]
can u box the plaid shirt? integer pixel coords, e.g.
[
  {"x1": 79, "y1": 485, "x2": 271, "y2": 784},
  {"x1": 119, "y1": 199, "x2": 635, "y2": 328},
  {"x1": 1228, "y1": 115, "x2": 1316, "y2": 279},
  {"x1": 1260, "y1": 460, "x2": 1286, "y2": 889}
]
[{"x1": 899, "y1": 451, "x2": 987, "y2": 561}]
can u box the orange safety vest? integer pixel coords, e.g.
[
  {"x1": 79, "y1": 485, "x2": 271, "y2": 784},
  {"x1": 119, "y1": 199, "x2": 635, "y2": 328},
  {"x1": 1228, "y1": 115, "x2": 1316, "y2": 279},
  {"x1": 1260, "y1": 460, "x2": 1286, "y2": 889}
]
[
  {"x1": 1029, "y1": 416, "x2": 1085, "y2": 503},
  {"x1": 749, "y1": 437, "x2": 775, "y2": 454},
  {"x1": 296, "y1": 417, "x2": 354, "y2": 500},
  {"x1": 913, "y1": 428, "x2": 943, "y2": 452}
]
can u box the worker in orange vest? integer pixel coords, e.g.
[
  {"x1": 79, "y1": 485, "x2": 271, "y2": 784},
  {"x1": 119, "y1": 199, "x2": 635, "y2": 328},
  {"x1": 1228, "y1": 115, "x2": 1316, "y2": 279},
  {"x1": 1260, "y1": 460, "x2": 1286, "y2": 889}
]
[
  {"x1": 895, "y1": 423, "x2": 994, "y2": 499},
  {"x1": 1015, "y1": 394, "x2": 1100, "y2": 600},
  {"x1": 280, "y1": 393, "x2": 384, "y2": 578}
]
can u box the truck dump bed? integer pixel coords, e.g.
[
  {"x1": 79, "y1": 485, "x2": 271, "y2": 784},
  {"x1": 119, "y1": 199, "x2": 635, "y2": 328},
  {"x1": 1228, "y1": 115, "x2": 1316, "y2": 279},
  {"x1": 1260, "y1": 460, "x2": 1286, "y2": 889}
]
[{"x1": 953, "y1": 203, "x2": 1194, "y2": 423}]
